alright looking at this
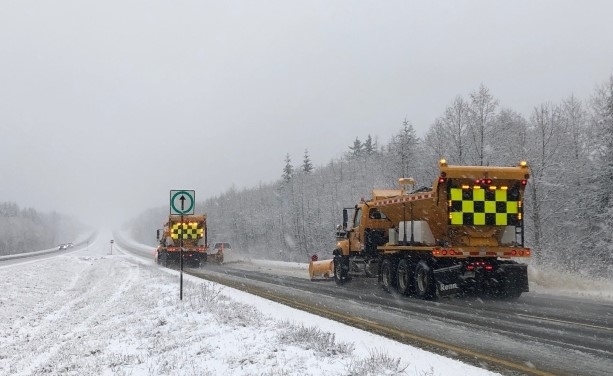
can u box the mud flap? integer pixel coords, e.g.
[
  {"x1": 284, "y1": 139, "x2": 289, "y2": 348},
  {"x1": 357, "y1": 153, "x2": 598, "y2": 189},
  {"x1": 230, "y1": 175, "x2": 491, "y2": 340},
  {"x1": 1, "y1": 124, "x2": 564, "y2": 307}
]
[
  {"x1": 433, "y1": 264, "x2": 463, "y2": 297},
  {"x1": 497, "y1": 263, "x2": 529, "y2": 292}
]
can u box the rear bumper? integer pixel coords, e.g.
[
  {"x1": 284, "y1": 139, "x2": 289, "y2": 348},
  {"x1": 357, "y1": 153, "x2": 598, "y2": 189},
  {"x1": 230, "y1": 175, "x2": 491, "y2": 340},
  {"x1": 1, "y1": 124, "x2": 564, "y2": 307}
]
[{"x1": 433, "y1": 260, "x2": 529, "y2": 296}]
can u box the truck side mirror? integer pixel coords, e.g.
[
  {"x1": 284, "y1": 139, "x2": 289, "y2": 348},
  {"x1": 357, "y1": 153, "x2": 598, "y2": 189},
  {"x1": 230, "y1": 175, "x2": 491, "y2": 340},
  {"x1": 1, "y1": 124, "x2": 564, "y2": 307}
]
[
  {"x1": 156, "y1": 229, "x2": 161, "y2": 240},
  {"x1": 342, "y1": 209, "x2": 348, "y2": 230},
  {"x1": 335, "y1": 224, "x2": 347, "y2": 239}
]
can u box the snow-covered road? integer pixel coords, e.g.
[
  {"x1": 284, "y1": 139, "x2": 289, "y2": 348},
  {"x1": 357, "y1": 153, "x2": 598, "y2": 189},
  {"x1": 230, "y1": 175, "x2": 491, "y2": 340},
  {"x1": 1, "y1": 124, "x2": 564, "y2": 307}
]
[{"x1": 0, "y1": 233, "x2": 496, "y2": 376}]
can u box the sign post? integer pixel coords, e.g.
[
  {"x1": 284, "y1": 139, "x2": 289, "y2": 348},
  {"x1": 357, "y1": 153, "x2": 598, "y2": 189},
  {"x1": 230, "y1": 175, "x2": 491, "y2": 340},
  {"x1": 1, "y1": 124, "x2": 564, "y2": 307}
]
[
  {"x1": 170, "y1": 190, "x2": 195, "y2": 301},
  {"x1": 110, "y1": 239, "x2": 114, "y2": 255}
]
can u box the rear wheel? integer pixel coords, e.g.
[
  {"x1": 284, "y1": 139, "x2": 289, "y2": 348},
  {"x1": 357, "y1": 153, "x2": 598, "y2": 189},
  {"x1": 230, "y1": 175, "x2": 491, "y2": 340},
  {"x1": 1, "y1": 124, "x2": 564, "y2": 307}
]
[
  {"x1": 414, "y1": 260, "x2": 436, "y2": 299},
  {"x1": 381, "y1": 259, "x2": 397, "y2": 293},
  {"x1": 397, "y1": 259, "x2": 413, "y2": 295}
]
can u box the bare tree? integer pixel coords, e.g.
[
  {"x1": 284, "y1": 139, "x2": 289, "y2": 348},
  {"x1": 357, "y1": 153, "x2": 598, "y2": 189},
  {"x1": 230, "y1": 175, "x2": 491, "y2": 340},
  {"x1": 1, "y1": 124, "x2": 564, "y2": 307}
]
[
  {"x1": 441, "y1": 96, "x2": 469, "y2": 164},
  {"x1": 525, "y1": 103, "x2": 565, "y2": 265},
  {"x1": 467, "y1": 84, "x2": 498, "y2": 165}
]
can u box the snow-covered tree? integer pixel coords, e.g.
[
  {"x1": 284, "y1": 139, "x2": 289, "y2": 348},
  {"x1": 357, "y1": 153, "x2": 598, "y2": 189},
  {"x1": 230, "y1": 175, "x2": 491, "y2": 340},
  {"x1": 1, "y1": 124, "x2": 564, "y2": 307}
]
[
  {"x1": 488, "y1": 108, "x2": 528, "y2": 166},
  {"x1": 0, "y1": 203, "x2": 83, "y2": 255},
  {"x1": 467, "y1": 84, "x2": 498, "y2": 165},
  {"x1": 387, "y1": 119, "x2": 420, "y2": 181},
  {"x1": 363, "y1": 134, "x2": 378, "y2": 156},
  {"x1": 302, "y1": 149, "x2": 313, "y2": 174},
  {"x1": 589, "y1": 76, "x2": 613, "y2": 273},
  {"x1": 348, "y1": 137, "x2": 363, "y2": 159},
  {"x1": 524, "y1": 102, "x2": 567, "y2": 264},
  {"x1": 440, "y1": 96, "x2": 469, "y2": 164},
  {"x1": 282, "y1": 153, "x2": 294, "y2": 183}
]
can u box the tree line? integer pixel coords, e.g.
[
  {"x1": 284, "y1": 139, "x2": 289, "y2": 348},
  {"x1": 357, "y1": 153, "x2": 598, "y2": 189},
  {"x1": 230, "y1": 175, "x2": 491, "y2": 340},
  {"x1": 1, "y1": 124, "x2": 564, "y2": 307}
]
[
  {"x1": 129, "y1": 76, "x2": 613, "y2": 276},
  {"x1": 0, "y1": 202, "x2": 85, "y2": 255}
]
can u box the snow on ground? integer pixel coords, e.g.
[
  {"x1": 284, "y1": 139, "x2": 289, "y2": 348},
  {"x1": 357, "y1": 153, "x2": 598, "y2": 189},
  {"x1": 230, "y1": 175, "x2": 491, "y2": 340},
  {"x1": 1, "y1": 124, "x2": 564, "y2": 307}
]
[
  {"x1": 528, "y1": 266, "x2": 613, "y2": 301},
  {"x1": 0, "y1": 234, "x2": 497, "y2": 376}
]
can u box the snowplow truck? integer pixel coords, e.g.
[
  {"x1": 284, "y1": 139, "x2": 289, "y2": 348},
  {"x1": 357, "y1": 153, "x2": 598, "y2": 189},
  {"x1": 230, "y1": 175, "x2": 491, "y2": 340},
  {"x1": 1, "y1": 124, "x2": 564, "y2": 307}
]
[
  {"x1": 332, "y1": 160, "x2": 531, "y2": 299},
  {"x1": 156, "y1": 215, "x2": 218, "y2": 267}
]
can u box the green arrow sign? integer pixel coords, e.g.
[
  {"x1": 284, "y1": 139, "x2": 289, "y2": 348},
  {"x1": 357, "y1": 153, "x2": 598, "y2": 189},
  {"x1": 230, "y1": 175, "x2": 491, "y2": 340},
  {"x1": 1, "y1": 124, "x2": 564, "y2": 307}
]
[{"x1": 170, "y1": 190, "x2": 195, "y2": 215}]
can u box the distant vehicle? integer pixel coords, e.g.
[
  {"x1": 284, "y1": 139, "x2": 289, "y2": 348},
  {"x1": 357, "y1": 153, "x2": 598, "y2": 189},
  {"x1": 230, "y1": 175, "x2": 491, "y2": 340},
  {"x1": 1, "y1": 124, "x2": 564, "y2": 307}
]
[
  {"x1": 155, "y1": 215, "x2": 209, "y2": 267},
  {"x1": 213, "y1": 242, "x2": 231, "y2": 251},
  {"x1": 67, "y1": 242, "x2": 74, "y2": 248},
  {"x1": 210, "y1": 242, "x2": 230, "y2": 263},
  {"x1": 58, "y1": 244, "x2": 68, "y2": 250}
]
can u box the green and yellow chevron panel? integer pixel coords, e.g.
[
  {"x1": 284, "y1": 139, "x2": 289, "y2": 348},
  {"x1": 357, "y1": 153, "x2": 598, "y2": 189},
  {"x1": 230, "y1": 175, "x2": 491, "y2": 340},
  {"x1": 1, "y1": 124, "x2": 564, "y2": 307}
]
[
  {"x1": 170, "y1": 222, "x2": 205, "y2": 240},
  {"x1": 448, "y1": 187, "x2": 521, "y2": 226}
]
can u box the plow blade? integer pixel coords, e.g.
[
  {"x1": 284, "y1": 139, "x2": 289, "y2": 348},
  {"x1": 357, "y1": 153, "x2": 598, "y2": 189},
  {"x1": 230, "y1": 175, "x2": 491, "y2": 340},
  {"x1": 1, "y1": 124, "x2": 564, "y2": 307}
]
[
  {"x1": 309, "y1": 259, "x2": 334, "y2": 280},
  {"x1": 209, "y1": 249, "x2": 224, "y2": 263}
]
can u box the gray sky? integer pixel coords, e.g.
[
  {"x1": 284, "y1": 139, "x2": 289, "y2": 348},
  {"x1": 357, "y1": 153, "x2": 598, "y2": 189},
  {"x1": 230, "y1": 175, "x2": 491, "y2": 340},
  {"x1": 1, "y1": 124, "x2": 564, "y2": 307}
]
[{"x1": 1, "y1": 1, "x2": 613, "y2": 227}]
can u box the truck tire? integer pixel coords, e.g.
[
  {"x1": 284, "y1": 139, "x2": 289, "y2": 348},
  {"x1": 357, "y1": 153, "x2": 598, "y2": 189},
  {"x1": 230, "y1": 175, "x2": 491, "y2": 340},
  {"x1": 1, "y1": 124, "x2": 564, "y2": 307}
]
[
  {"x1": 334, "y1": 256, "x2": 350, "y2": 285},
  {"x1": 381, "y1": 259, "x2": 397, "y2": 293},
  {"x1": 414, "y1": 260, "x2": 436, "y2": 299},
  {"x1": 397, "y1": 259, "x2": 413, "y2": 295}
]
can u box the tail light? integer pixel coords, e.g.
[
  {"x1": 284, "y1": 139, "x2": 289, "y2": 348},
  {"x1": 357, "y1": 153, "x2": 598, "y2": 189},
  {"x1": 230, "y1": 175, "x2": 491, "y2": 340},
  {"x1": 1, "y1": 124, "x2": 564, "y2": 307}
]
[{"x1": 466, "y1": 261, "x2": 493, "y2": 271}]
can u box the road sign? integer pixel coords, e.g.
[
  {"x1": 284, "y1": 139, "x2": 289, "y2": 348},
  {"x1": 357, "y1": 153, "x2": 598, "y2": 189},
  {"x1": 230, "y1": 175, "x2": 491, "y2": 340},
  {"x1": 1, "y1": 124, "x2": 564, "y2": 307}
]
[{"x1": 170, "y1": 190, "x2": 195, "y2": 215}]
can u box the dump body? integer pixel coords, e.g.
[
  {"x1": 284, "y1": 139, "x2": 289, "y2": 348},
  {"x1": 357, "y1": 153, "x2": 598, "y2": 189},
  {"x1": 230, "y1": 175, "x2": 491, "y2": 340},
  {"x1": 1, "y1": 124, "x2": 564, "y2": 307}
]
[
  {"x1": 155, "y1": 215, "x2": 209, "y2": 267},
  {"x1": 331, "y1": 161, "x2": 531, "y2": 299}
]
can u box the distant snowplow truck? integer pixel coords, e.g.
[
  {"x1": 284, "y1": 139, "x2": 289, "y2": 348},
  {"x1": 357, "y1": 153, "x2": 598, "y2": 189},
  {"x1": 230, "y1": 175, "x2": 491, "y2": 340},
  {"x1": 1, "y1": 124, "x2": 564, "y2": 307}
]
[
  {"x1": 331, "y1": 160, "x2": 531, "y2": 299},
  {"x1": 155, "y1": 214, "x2": 221, "y2": 267}
]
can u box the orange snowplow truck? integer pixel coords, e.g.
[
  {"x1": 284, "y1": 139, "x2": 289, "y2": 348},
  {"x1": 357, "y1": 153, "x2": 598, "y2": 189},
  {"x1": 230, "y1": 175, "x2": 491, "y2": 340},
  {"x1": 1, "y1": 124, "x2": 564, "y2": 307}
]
[
  {"x1": 155, "y1": 215, "x2": 220, "y2": 267},
  {"x1": 332, "y1": 160, "x2": 531, "y2": 299}
]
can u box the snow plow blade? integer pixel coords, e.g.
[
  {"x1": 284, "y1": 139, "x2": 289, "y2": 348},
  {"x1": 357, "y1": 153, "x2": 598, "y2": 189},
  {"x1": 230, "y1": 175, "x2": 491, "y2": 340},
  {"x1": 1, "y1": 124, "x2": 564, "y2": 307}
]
[
  {"x1": 309, "y1": 259, "x2": 334, "y2": 280},
  {"x1": 209, "y1": 249, "x2": 224, "y2": 263}
]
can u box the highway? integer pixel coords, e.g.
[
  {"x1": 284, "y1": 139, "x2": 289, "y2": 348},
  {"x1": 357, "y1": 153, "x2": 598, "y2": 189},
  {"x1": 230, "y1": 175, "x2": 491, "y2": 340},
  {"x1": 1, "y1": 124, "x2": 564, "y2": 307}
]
[{"x1": 120, "y1": 240, "x2": 613, "y2": 375}]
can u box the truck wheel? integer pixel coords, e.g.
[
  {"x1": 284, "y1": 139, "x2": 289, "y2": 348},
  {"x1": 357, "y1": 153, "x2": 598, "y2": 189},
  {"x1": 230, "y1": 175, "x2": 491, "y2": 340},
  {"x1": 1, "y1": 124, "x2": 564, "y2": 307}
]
[
  {"x1": 414, "y1": 260, "x2": 436, "y2": 299},
  {"x1": 381, "y1": 259, "x2": 397, "y2": 293},
  {"x1": 397, "y1": 259, "x2": 413, "y2": 295},
  {"x1": 334, "y1": 256, "x2": 345, "y2": 285}
]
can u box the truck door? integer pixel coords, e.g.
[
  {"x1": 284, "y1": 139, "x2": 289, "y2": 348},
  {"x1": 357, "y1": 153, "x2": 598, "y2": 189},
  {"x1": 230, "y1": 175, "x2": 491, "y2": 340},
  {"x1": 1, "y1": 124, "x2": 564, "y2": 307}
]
[{"x1": 348, "y1": 207, "x2": 363, "y2": 253}]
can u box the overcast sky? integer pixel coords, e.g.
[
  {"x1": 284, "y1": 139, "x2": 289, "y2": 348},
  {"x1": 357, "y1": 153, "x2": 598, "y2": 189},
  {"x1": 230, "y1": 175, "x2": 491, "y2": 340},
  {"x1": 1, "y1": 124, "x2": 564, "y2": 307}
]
[{"x1": 1, "y1": 1, "x2": 612, "y2": 227}]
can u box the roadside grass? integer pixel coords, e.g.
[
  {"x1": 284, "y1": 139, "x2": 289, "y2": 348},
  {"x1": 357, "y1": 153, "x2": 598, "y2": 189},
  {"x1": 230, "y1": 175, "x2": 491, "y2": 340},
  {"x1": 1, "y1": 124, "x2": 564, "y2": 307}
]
[{"x1": 184, "y1": 281, "x2": 411, "y2": 374}]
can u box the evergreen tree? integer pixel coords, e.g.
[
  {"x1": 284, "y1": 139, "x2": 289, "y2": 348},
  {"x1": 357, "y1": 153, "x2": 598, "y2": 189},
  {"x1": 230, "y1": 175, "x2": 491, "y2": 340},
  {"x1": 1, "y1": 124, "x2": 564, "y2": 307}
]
[
  {"x1": 389, "y1": 118, "x2": 419, "y2": 179},
  {"x1": 302, "y1": 149, "x2": 313, "y2": 174},
  {"x1": 363, "y1": 134, "x2": 377, "y2": 156},
  {"x1": 282, "y1": 153, "x2": 293, "y2": 183},
  {"x1": 348, "y1": 137, "x2": 363, "y2": 158}
]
